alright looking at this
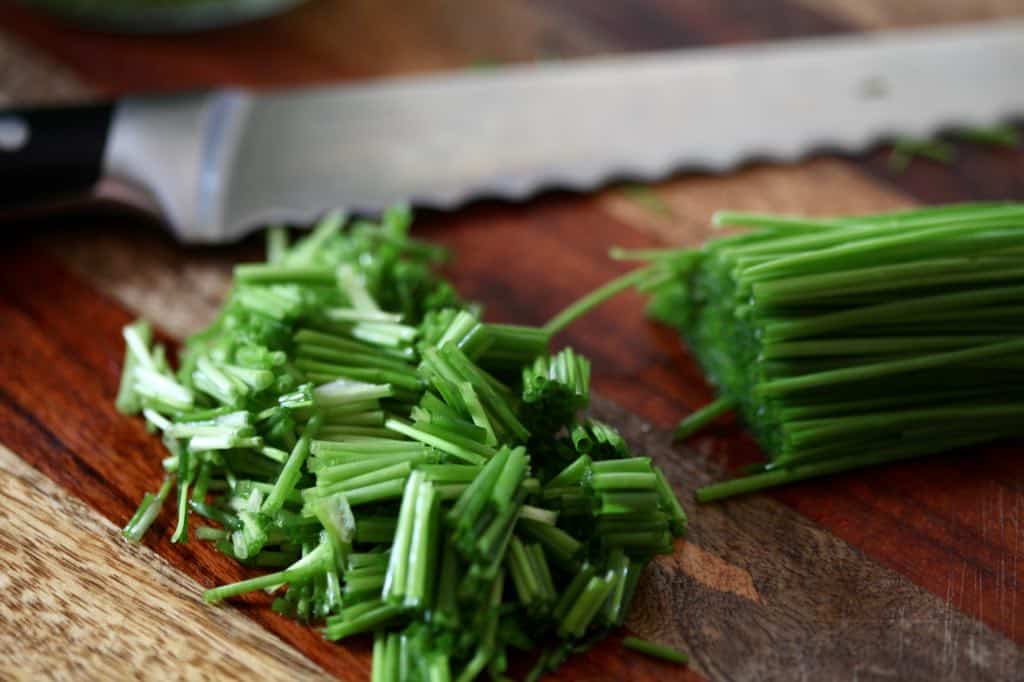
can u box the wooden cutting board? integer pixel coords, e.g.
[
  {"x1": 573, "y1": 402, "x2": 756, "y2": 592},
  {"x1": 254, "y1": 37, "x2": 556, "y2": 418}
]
[{"x1": 2, "y1": 2, "x2": 1024, "y2": 680}]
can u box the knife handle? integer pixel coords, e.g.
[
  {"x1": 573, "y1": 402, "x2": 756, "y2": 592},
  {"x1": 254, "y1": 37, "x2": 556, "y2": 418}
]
[{"x1": 0, "y1": 103, "x2": 113, "y2": 205}]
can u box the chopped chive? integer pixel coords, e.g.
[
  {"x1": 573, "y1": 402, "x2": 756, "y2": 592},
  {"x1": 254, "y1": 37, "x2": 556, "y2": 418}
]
[
  {"x1": 405, "y1": 479, "x2": 440, "y2": 608},
  {"x1": 622, "y1": 636, "x2": 688, "y2": 664},
  {"x1": 558, "y1": 574, "x2": 614, "y2": 638},
  {"x1": 316, "y1": 453, "x2": 427, "y2": 483},
  {"x1": 383, "y1": 472, "x2": 423, "y2": 604},
  {"x1": 266, "y1": 225, "x2": 288, "y2": 263},
  {"x1": 122, "y1": 475, "x2": 175, "y2": 544},
  {"x1": 322, "y1": 602, "x2": 403, "y2": 641},
  {"x1": 543, "y1": 265, "x2": 655, "y2": 335},
  {"x1": 518, "y1": 518, "x2": 582, "y2": 569},
  {"x1": 591, "y1": 458, "x2": 651, "y2": 474},
  {"x1": 263, "y1": 415, "x2": 322, "y2": 515},
  {"x1": 591, "y1": 472, "x2": 658, "y2": 491},
  {"x1": 653, "y1": 468, "x2": 687, "y2": 535},
  {"x1": 621, "y1": 183, "x2": 674, "y2": 219},
  {"x1": 519, "y1": 505, "x2": 558, "y2": 525},
  {"x1": 196, "y1": 526, "x2": 228, "y2": 541},
  {"x1": 956, "y1": 124, "x2": 1020, "y2": 148},
  {"x1": 315, "y1": 461, "x2": 412, "y2": 499},
  {"x1": 888, "y1": 137, "x2": 956, "y2": 172},
  {"x1": 203, "y1": 542, "x2": 329, "y2": 603},
  {"x1": 385, "y1": 418, "x2": 491, "y2": 464},
  {"x1": 171, "y1": 448, "x2": 193, "y2": 543},
  {"x1": 116, "y1": 206, "x2": 685, "y2": 679},
  {"x1": 674, "y1": 397, "x2": 735, "y2": 439},
  {"x1": 334, "y1": 477, "x2": 408, "y2": 507}
]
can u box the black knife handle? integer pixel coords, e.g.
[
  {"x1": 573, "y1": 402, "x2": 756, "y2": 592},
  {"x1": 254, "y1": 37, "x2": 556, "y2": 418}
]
[{"x1": 0, "y1": 103, "x2": 114, "y2": 205}]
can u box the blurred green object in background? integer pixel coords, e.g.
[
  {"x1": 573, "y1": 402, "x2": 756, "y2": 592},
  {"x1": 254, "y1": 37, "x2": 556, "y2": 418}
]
[{"x1": 17, "y1": 0, "x2": 308, "y2": 33}]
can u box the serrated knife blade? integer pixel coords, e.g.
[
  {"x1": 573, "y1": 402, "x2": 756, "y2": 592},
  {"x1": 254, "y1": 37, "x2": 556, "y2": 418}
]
[{"x1": 3, "y1": 19, "x2": 1023, "y2": 242}]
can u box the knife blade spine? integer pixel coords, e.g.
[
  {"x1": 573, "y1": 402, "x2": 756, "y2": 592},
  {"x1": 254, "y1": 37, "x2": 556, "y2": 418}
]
[{"x1": 104, "y1": 19, "x2": 1024, "y2": 243}]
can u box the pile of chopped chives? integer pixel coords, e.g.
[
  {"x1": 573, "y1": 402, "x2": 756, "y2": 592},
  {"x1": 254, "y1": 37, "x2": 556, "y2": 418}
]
[
  {"x1": 629, "y1": 202, "x2": 1024, "y2": 501},
  {"x1": 117, "y1": 206, "x2": 687, "y2": 680}
]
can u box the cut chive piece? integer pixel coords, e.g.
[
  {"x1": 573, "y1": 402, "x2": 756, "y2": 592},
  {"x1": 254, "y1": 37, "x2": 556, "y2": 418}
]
[
  {"x1": 204, "y1": 542, "x2": 329, "y2": 603},
  {"x1": 956, "y1": 124, "x2": 1020, "y2": 148},
  {"x1": 543, "y1": 265, "x2": 656, "y2": 336},
  {"x1": 263, "y1": 415, "x2": 322, "y2": 515},
  {"x1": 122, "y1": 475, "x2": 175, "y2": 544},
  {"x1": 383, "y1": 471, "x2": 424, "y2": 604},
  {"x1": 674, "y1": 397, "x2": 735, "y2": 440},
  {"x1": 385, "y1": 418, "x2": 491, "y2": 464},
  {"x1": 622, "y1": 636, "x2": 689, "y2": 664}
]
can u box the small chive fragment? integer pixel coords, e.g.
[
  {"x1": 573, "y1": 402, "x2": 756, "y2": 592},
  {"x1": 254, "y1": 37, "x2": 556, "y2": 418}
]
[
  {"x1": 674, "y1": 397, "x2": 735, "y2": 440},
  {"x1": 622, "y1": 636, "x2": 689, "y2": 665},
  {"x1": 956, "y1": 124, "x2": 1020, "y2": 148},
  {"x1": 888, "y1": 137, "x2": 956, "y2": 172}
]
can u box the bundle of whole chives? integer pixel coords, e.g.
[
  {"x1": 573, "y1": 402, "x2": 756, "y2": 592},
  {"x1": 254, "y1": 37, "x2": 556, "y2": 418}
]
[
  {"x1": 116, "y1": 206, "x2": 687, "y2": 680},
  {"x1": 629, "y1": 202, "x2": 1024, "y2": 500}
]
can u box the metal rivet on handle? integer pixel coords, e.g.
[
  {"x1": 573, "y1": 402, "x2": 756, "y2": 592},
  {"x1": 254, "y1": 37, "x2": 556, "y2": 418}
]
[{"x1": 0, "y1": 115, "x2": 30, "y2": 151}]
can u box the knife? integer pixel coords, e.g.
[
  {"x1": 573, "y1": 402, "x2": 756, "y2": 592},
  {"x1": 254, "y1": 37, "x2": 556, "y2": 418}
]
[{"x1": 1, "y1": 19, "x2": 1022, "y2": 243}]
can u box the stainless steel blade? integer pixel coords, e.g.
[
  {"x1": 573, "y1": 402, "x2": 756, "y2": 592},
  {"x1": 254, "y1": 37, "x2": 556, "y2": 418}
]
[{"x1": 103, "y1": 19, "x2": 1024, "y2": 243}]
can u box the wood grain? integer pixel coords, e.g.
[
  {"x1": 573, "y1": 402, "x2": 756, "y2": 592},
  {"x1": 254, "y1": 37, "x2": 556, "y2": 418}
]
[
  {"x1": 0, "y1": 444, "x2": 331, "y2": 681},
  {"x1": 43, "y1": 221, "x2": 246, "y2": 339},
  {"x1": 0, "y1": 27, "x2": 90, "y2": 104},
  {"x1": 601, "y1": 398, "x2": 1024, "y2": 682},
  {"x1": 3, "y1": 0, "x2": 1024, "y2": 679},
  {"x1": 0, "y1": 246, "x2": 374, "y2": 681}
]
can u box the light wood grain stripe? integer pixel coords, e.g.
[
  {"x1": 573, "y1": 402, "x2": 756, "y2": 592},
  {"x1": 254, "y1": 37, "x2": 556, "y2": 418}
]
[
  {"x1": 0, "y1": 444, "x2": 331, "y2": 682},
  {"x1": 46, "y1": 228, "x2": 238, "y2": 340},
  {"x1": 657, "y1": 539, "x2": 762, "y2": 605},
  {"x1": 791, "y1": 0, "x2": 1024, "y2": 30},
  {"x1": 0, "y1": 28, "x2": 91, "y2": 104}
]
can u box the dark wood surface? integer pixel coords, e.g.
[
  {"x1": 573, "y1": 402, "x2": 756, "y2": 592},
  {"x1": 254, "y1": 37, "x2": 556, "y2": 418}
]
[{"x1": 1, "y1": 1, "x2": 1024, "y2": 680}]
